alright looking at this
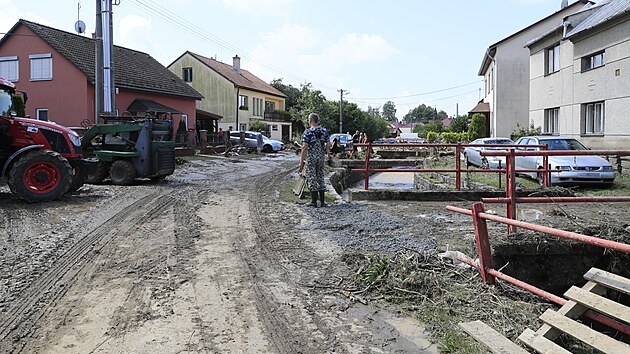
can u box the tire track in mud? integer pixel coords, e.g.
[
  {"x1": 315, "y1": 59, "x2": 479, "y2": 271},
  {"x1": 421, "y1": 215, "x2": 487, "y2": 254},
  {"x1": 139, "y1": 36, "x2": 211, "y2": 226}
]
[
  {"x1": 0, "y1": 190, "x2": 175, "y2": 353},
  {"x1": 238, "y1": 164, "x2": 340, "y2": 353}
]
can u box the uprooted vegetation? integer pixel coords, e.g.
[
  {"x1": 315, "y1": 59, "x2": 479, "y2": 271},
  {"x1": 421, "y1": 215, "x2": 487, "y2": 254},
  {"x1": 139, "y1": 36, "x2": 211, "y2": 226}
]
[{"x1": 345, "y1": 251, "x2": 625, "y2": 353}]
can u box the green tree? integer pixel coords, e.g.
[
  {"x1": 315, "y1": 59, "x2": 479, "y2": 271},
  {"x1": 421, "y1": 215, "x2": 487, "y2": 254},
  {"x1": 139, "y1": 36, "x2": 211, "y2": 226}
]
[
  {"x1": 449, "y1": 115, "x2": 469, "y2": 133},
  {"x1": 382, "y1": 100, "x2": 397, "y2": 122},
  {"x1": 249, "y1": 120, "x2": 268, "y2": 132},
  {"x1": 414, "y1": 121, "x2": 444, "y2": 138},
  {"x1": 468, "y1": 113, "x2": 487, "y2": 140}
]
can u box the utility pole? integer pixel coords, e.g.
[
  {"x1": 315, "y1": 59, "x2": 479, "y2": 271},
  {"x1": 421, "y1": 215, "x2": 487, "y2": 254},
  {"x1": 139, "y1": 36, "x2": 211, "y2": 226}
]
[
  {"x1": 338, "y1": 89, "x2": 348, "y2": 133},
  {"x1": 456, "y1": 103, "x2": 459, "y2": 117},
  {"x1": 95, "y1": 0, "x2": 103, "y2": 123}
]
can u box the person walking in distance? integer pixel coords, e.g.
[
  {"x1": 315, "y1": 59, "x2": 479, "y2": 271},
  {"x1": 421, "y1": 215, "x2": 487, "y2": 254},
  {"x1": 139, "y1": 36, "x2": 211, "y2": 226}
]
[
  {"x1": 300, "y1": 113, "x2": 330, "y2": 207},
  {"x1": 351, "y1": 130, "x2": 360, "y2": 159}
]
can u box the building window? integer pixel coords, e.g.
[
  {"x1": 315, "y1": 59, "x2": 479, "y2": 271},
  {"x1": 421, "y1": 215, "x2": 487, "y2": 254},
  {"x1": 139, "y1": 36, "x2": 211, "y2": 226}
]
[
  {"x1": 582, "y1": 102, "x2": 604, "y2": 135},
  {"x1": 239, "y1": 123, "x2": 247, "y2": 131},
  {"x1": 239, "y1": 95, "x2": 248, "y2": 110},
  {"x1": 582, "y1": 51, "x2": 605, "y2": 71},
  {"x1": 30, "y1": 54, "x2": 52, "y2": 81},
  {"x1": 544, "y1": 108, "x2": 559, "y2": 135},
  {"x1": 36, "y1": 108, "x2": 48, "y2": 121},
  {"x1": 489, "y1": 67, "x2": 494, "y2": 92},
  {"x1": 182, "y1": 67, "x2": 192, "y2": 82},
  {"x1": 271, "y1": 124, "x2": 278, "y2": 131},
  {"x1": 265, "y1": 101, "x2": 275, "y2": 113},
  {"x1": 0, "y1": 56, "x2": 19, "y2": 82},
  {"x1": 545, "y1": 44, "x2": 560, "y2": 75}
]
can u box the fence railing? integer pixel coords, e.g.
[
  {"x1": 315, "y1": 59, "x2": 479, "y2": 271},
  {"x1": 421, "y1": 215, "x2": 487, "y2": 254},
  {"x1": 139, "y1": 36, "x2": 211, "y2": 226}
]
[
  {"x1": 446, "y1": 202, "x2": 630, "y2": 336},
  {"x1": 350, "y1": 143, "x2": 547, "y2": 190}
]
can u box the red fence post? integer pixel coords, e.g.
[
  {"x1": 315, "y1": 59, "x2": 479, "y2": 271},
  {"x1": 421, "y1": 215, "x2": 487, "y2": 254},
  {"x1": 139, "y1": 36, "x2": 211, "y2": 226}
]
[
  {"x1": 471, "y1": 202, "x2": 495, "y2": 285},
  {"x1": 364, "y1": 143, "x2": 371, "y2": 190},
  {"x1": 506, "y1": 149, "x2": 517, "y2": 234},
  {"x1": 456, "y1": 143, "x2": 461, "y2": 190},
  {"x1": 543, "y1": 144, "x2": 549, "y2": 187}
]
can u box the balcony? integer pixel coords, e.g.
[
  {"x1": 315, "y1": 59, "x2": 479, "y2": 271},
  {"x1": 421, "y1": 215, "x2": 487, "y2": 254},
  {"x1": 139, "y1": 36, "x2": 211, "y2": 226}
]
[{"x1": 263, "y1": 110, "x2": 291, "y2": 122}]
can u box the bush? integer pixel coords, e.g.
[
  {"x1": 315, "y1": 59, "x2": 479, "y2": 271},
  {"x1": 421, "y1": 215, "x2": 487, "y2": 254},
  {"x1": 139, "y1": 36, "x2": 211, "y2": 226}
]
[
  {"x1": 249, "y1": 120, "x2": 268, "y2": 132},
  {"x1": 441, "y1": 132, "x2": 459, "y2": 144},
  {"x1": 459, "y1": 131, "x2": 470, "y2": 143},
  {"x1": 511, "y1": 121, "x2": 542, "y2": 141},
  {"x1": 468, "y1": 113, "x2": 487, "y2": 140},
  {"x1": 427, "y1": 131, "x2": 438, "y2": 143}
]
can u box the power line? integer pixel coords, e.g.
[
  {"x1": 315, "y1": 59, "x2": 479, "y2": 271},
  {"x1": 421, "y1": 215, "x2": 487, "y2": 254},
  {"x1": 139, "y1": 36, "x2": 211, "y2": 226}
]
[
  {"x1": 349, "y1": 89, "x2": 479, "y2": 107},
  {"x1": 127, "y1": 0, "x2": 339, "y2": 91},
  {"x1": 346, "y1": 80, "x2": 482, "y2": 100}
]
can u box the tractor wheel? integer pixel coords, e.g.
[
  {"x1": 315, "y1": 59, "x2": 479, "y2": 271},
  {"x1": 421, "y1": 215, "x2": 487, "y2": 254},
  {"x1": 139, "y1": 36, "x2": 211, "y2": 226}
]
[
  {"x1": 8, "y1": 150, "x2": 73, "y2": 202},
  {"x1": 86, "y1": 162, "x2": 108, "y2": 184},
  {"x1": 110, "y1": 160, "x2": 136, "y2": 185},
  {"x1": 68, "y1": 165, "x2": 85, "y2": 193}
]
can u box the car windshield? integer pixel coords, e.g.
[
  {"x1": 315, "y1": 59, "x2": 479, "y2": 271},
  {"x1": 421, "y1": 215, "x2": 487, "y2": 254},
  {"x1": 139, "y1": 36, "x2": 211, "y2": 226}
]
[
  {"x1": 483, "y1": 139, "x2": 514, "y2": 150},
  {"x1": 0, "y1": 89, "x2": 12, "y2": 116},
  {"x1": 542, "y1": 138, "x2": 588, "y2": 150}
]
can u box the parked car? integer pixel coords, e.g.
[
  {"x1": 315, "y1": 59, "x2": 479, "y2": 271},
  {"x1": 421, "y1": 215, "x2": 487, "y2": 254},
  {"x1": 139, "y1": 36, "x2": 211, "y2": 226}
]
[
  {"x1": 329, "y1": 133, "x2": 353, "y2": 149},
  {"x1": 514, "y1": 136, "x2": 615, "y2": 186},
  {"x1": 230, "y1": 131, "x2": 284, "y2": 152},
  {"x1": 463, "y1": 137, "x2": 515, "y2": 169}
]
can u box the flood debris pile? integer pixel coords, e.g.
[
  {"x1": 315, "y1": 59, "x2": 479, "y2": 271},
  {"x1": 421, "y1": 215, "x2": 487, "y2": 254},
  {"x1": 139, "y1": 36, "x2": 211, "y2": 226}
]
[{"x1": 347, "y1": 251, "x2": 556, "y2": 353}]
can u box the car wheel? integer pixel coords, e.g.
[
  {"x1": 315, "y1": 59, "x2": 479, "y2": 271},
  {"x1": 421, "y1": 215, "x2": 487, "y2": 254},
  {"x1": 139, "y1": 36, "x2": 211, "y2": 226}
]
[{"x1": 262, "y1": 144, "x2": 272, "y2": 153}]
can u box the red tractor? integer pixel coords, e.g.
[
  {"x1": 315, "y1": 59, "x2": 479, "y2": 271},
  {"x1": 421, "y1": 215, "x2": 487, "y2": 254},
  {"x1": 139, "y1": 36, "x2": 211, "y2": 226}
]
[{"x1": 0, "y1": 77, "x2": 96, "y2": 202}]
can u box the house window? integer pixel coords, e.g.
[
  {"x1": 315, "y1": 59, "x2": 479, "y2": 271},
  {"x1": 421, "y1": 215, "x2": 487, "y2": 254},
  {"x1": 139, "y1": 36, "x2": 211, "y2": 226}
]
[
  {"x1": 489, "y1": 67, "x2": 494, "y2": 92},
  {"x1": 239, "y1": 123, "x2": 247, "y2": 131},
  {"x1": 0, "y1": 56, "x2": 19, "y2": 82},
  {"x1": 36, "y1": 108, "x2": 48, "y2": 121},
  {"x1": 182, "y1": 67, "x2": 193, "y2": 82},
  {"x1": 545, "y1": 44, "x2": 560, "y2": 75},
  {"x1": 239, "y1": 95, "x2": 248, "y2": 110},
  {"x1": 582, "y1": 51, "x2": 605, "y2": 71},
  {"x1": 265, "y1": 101, "x2": 276, "y2": 113},
  {"x1": 582, "y1": 102, "x2": 604, "y2": 135},
  {"x1": 271, "y1": 124, "x2": 278, "y2": 131},
  {"x1": 544, "y1": 108, "x2": 559, "y2": 135},
  {"x1": 30, "y1": 54, "x2": 52, "y2": 81}
]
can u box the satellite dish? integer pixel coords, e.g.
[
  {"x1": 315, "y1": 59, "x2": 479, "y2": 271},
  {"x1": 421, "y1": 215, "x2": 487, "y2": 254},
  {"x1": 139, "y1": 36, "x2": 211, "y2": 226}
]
[{"x1": 75, "y1": 20, "x2": 86, "y2": 34}]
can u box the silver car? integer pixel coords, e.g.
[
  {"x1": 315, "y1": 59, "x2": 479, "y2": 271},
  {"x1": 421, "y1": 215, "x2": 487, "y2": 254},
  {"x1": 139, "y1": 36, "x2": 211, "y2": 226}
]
[
  {"x1": 464, "y1": 137, "x2": 514, "y2": 169},
  {"x1": 514, "y1": 136, "x2": 615, "y2": 185},
  {"x1": 230, "y1": 131, "x2": 284, "y2": 152}
]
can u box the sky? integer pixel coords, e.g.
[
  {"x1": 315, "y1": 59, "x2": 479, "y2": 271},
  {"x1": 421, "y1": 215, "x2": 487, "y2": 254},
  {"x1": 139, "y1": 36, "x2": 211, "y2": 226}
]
[{"x1": 0, "y1": 0, "x2": 596, "y2": 120}]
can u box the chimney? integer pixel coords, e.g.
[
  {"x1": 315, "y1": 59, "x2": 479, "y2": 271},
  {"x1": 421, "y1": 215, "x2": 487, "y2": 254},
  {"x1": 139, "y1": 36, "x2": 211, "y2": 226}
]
[
  {"x1": 561, "y1": 0, "x2": 568, "y2": 9},
  {"x1": 233, "y1": 55, "x2": 241, "y2": 74}
]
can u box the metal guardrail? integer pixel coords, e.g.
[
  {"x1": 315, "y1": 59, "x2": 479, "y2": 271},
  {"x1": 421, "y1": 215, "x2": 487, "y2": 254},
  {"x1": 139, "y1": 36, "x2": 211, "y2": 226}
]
[
  {"x1": 446, "y1": 202, "x2": 630, "y2": 336},
  {"x1": 350, "y1": 143, "x2": 547, "y2": 190}
]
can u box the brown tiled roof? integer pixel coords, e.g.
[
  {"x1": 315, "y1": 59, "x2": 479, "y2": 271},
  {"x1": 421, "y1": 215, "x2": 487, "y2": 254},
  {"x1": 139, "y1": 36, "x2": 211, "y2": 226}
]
[
  {"x1": 469, "y1": 101, "x2": 490, "y2": 113},
  {"x1": 4, "y1": 19, "x2": 202, "y2": 100},
  {"x1": 187, "y1": 51, "x2": 287, "y2": 98}
]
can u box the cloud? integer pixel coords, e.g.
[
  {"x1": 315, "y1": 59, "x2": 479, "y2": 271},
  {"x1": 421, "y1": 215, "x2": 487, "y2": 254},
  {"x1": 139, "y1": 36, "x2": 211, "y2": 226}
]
[
  {"x1": 221, "y1": 0, "x2": 295, "y2": 16},
  {"x1": 117, "y1": 14, "x2": 166, "y2": 61},
  {"x1": 0, "y1": 0, "x2": 55, "y2": 33},
  {"x1": 248, "y1": 24, "x2": 398, "y2": 98}
]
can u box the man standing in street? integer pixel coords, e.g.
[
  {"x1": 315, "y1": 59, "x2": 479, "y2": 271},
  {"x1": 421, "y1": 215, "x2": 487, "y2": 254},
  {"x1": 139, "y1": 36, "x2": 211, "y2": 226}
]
[{"x1": 300, "y1": 113, "x2": 330, "y2": 207}]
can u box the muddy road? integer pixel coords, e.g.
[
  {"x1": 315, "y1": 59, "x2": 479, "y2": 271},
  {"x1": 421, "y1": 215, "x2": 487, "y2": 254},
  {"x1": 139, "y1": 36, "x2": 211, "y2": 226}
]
[{"x1": 0, "y1": 155, "x2": 442, "y2": 353}]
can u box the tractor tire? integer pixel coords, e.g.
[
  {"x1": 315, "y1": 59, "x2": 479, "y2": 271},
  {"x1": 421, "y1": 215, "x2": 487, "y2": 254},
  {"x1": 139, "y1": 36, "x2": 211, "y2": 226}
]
[
  {"x1": 86, "y1": 162, "x2": 108, "y2": 184},
  {"x1": 7, "y1": 150, "x2": 73, "y2": 202},
  {"x1": 68, "y1": 165, "x2": 85, "y2": 193},
  {"x1": 110, "y1": 159, "x2": 136, "y2": 185}
]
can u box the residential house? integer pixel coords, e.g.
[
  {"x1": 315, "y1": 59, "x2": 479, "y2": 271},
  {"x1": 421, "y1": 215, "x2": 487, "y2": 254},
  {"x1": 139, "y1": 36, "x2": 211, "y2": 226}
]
[
  {"x1": 0, "y1": 20, "x2": 202, "y2": 128},
  {"x1": 475, "y1": 1, "x2": 591, "y2": 138},
  {"x1": 397, "y1": 122, "x2": 416, "y2": 135},
  {"x1": 388, "y1": 122, "x2": 402, "y2": 138},
  {"x1": 168, "y1": 51, "x2": 291, "y2": 142},
  {"x1": 527, "y1": 0, "x2": 630, "y2": 149}
]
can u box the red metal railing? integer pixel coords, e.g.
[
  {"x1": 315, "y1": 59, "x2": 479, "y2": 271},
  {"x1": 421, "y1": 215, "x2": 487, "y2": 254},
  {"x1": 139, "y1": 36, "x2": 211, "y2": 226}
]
[
  {"x1": 479, "y1": 148, "x2": 630, "y2": 233},
  {"x1": 446, "y1": 202, "x2": 630, "y2": 335},
  {"x1": 351, "y1": 143, "x2": 547, "y2": 191}
]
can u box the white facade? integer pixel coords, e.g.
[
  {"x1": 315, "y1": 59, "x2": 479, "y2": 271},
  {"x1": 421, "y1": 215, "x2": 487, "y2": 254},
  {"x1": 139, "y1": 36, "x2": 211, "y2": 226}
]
[
  {"x1": 528, "y1": 3, "x2": 630, "y2": 149},
  {"x1": 478, "y1": 1, "x2": 589, "y2": 138}
]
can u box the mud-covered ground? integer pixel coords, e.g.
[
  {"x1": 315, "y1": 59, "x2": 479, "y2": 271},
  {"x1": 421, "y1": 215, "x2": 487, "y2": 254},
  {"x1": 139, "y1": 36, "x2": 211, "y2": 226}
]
[{"x1": 1, "y1": 152, "x2": 629, "y2": 353}]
